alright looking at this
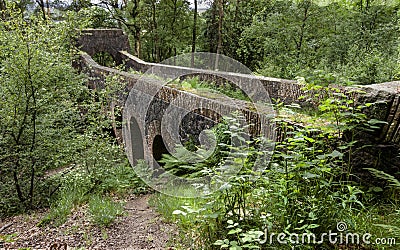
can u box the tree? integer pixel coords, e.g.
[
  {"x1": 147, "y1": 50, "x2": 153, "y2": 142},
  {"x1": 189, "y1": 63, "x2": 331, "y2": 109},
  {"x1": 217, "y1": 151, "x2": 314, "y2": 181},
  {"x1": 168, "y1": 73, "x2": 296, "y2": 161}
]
[
  {"x1": 214, "y1": 0, "x2": 223, "y2": 69},
  {"x1": 203, "y1": 0, "x2": 224, "y2": 68},
  {"x1": 0, "y1": 0, "x2": 6, "y2": 14},
  {"x1": 69, "y1": 0, "x2": 91, "y2": 12},
  {"x1": 139, "y1": 0, "x2": 191, "y2": 62},
  {"x1": 229, "y1": 0, "x2": 399, "y2": 83},
  {"x1": 97, "y1": 0, "x2": 143, "y2": 57},
  {"x1": 0, "y1": 7, "x2": 84, "y2": 213},
  {"x1": 221, "y1": 0, "x2": 264, "y2": 61}
]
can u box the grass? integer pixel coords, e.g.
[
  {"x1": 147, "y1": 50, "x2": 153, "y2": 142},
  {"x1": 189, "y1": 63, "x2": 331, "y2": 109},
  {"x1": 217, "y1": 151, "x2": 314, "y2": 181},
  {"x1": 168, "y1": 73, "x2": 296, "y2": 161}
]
[
  {"x1": 168, "y1": 76, "x2": 251, "y2": 102},
  {"x1": 150, "y1": 187, "x2": 400, "y2": 249},
  {"x1": 88, "y1": 195, "x2": 125, "y2": 227},
  {"x1": 149, "y1": 187, "x2": 218, "y2": 248},
  {"x1": 39, "y1": 187, "x2": 86, "y2": 227},
  {"x1": 276, "y1": 105, "x2": 334, "y2": 132},
  {"x1": 39, "y1": 161, "x2": 147, "y2": 228},
  {"x1": 149, "y1": 186, "x2": 206, "y2": 222},
  {"x1": 148, "y1": 112, "x2": 400, "y2": 249}
]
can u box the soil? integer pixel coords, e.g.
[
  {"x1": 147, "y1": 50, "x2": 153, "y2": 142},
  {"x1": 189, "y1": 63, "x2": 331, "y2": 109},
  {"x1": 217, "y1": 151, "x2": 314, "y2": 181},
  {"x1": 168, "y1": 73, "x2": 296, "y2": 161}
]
[{"x1": 0, "y1": 194, "x2": 177, "y2": 250}]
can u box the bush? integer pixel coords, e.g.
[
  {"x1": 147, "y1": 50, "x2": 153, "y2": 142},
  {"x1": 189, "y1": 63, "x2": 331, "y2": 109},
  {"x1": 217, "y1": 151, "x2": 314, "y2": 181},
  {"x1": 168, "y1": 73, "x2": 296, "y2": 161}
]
[{"x1": 152, "y1": 82, "x2": 399, "y2": 249}]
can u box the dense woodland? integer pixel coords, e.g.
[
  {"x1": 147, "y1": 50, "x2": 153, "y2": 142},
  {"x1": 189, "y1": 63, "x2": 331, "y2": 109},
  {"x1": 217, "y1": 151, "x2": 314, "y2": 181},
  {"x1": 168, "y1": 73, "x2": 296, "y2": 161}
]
[
  {"x1": 82, "y1": 0, "x2": 400, "y2": 85},
  {"x1": 1, "y1": 0, "x2": 400, "y2": 249}
]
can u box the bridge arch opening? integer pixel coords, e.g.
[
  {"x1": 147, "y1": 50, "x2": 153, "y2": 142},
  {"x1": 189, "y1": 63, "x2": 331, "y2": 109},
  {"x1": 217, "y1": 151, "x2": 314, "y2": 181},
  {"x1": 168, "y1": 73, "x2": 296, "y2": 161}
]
[
  {"x1": 152, "y1": 135, "x2": 170, "y2": 166},
  {"x1": 93, "y1": 51, "x2": 116, "y2": 67},
  {"x1": 129, "y1": 116, "x2": 144, "y2": 163}
]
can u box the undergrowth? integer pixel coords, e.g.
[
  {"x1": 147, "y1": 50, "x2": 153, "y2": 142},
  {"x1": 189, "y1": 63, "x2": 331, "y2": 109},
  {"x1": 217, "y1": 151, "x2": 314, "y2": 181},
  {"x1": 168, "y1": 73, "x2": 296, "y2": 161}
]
[
  {"x1": 39, "y1": 142, "x2": 147, "y2": 228},
  {"x1": 169, "y1": 76, "x2": 251, "y2": 102},
  {"x1": 151, "y1": 81, "x2": 399, "y2": 249},
  {"x1": 37, "y1": 74, "x2": 148, "y2": 228}
]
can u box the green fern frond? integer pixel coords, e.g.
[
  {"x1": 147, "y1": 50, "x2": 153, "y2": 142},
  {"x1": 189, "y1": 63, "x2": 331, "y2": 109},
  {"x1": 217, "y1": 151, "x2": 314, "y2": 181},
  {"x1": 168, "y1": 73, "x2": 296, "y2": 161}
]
[{"x1": 365, "y1": 168, "x2": 400, "y2": 190}]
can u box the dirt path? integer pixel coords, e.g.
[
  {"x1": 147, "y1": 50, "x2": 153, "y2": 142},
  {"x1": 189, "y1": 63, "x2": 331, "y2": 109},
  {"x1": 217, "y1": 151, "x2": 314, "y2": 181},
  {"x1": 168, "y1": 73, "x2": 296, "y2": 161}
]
[{"x1": 0, "y1": 194, "x2": 177, "y2": 250}]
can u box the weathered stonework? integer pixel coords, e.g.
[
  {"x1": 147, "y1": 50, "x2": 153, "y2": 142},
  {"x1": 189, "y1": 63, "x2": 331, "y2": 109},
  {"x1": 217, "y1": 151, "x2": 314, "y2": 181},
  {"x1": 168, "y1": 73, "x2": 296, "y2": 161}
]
[
  {"x1": 76, "y1": 29, "x2": 130, "y2": 64},
  {"x1": 77, "y1": 53, "x2": 276, "y2": 169},
  {"x1": 76, "y1": 29, "x2": 400, "y2": 173}
]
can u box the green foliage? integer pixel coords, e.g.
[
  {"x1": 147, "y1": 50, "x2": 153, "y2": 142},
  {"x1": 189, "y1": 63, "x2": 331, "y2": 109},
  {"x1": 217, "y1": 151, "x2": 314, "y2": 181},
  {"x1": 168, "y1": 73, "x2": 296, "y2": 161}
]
[
  {"x1": 39, "y1": 187, "x2": 86, "y2": 227},
  {"x1": 39, "y1": 140, "x2": 147, "y2": 227},
  {"x1": 73, "y1": 6, "x2": 115, "y2": 28},
  {"x1": 365, "y1": 168, "x2": 400, "y2": 204},
  {"x1": 92, "y1": 51, "x2": 116, "y2": 67},
  {"x1": 96, "y1": 0, "x2": 193, "y2": 61},
  {"x1": 88, "y1": 195, "x2": 125, "y2": 227},
  {"x1": 0, "y1": 7, "x2": 147, "y2": 222},
  {"x1": 0, "y1": 233, "x2": 18, "y2": 243},
  {"x1": 365, "y1": 168, "x2": 400, "y2": 191},
  {"x1": 82, "y1": 0, "x2": 400, "y2": 85},
  {"x1": 229, "y1": 0, "x2": 400, "y2": 84},
  {"x1": 153, "y1": 81, "x2": 399, "y2": 249},
  {"x1": 0, "y1": 6, "x2": 85, "y2": 215},
  {"x1": 139, "y1": 0, "x2": 193, "y2": 62},
  {"x1": 171, "y1": 76, "x2": 251, "y2": 102}
]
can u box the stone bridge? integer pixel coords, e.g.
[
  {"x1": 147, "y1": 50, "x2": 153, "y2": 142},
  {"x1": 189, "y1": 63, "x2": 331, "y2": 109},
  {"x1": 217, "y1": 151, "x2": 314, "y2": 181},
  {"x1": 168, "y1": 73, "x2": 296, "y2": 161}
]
[{"x1": 75, "y1": 29, "x2": 400, "y2": 174}]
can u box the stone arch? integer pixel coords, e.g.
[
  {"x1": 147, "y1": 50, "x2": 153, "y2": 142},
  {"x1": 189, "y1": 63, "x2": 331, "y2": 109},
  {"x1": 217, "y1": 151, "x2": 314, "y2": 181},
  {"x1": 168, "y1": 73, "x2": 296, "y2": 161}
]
[
  {"x1": 152, "y1": 135, "x2": 170, "y2": 166},
  {"x1": 129, "y1": 116, "x2": 144, "y2": 164}
]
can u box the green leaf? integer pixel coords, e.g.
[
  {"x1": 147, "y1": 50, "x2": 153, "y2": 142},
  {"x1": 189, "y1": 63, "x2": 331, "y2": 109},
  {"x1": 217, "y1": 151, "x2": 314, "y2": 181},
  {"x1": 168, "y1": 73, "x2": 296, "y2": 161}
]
[
  {"x1": 327, "y1": 150, "x2": 343, "y2": 159},
  {"x1": 181, "y1": 82, "x2": 192, "y2": 89},
  {"x1": 228, "y1": 228, "x2": 243, "y2": 234},
  {"x1": 303, "y1": 172, "x2": 319, "y2": 179},
  {"x1": 172, "y1": 210, "x2": 187, "y2": 216}
]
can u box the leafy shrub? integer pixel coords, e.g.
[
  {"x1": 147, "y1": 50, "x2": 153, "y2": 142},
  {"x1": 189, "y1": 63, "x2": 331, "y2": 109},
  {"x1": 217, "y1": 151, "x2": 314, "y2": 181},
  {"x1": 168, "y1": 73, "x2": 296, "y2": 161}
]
[
  {"x1": 39, "y1": 142, "x2": 147, "y2": 227},
  {"x1": 153, "y1": 82, "x2": 398, "y2": 249},
  {"x1": 0, "y1": 6, "x2": 85, "y2": 216}
]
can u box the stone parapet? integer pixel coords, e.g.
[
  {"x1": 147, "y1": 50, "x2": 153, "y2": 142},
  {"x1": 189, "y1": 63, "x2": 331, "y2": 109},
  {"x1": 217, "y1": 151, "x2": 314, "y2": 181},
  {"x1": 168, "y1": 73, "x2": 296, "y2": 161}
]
[{"x1": 76, "y1": 29, "x2": 399, "y2": 171}]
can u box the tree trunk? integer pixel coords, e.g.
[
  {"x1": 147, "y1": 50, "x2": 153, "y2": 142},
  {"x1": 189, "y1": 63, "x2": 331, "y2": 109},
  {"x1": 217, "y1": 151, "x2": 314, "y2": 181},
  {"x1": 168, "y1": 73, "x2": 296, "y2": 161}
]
[
  {"x1": 125, "y1": 0, "x2": 141, "y2": 57},
  {"x1": 36, "y1": 0, "x2": 47, "y2": 20},
  {"x1": 27, "y1": 43, "x2": 37, "y2": 209},
  {"x1": 29, "y1": 161, "x2": 35, "y2": 208},
  {"x1": 0, "y1": 0, "x2": 5, "y2": 10},
  {"x1": 46, "y1": 0, "x2": 50, "y2": 18},
  {"x1": 151, "y1": 0, "x2": 159, "y2": 62},
  {"x1": 134, "y1": 26, "x2": 141, "y2": 58},
  {"x1": 295, "y1": 1, "x2": 310, "y2": 61},
  {"x1": 191, "y1": 0, "x2": 198, "y2": 67},
  {"x1": 12, "y1": 169, "x2": 24, "y2": 203},
  {"x1": 0, "y1": 0, "x2": 6, "y2": 19},
  {"x1": 215, "y1": 0, "x2": 224, "y2": 70},
  {"x1": 171, "y1": 0, "x2": 178, "y2": 62}
]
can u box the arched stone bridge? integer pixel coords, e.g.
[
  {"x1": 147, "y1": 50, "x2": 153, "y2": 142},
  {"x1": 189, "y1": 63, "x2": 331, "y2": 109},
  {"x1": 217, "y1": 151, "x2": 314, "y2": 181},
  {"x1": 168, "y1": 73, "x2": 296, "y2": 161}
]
[{"x1": 76, "y1": 29, "x2": 400, "y2": 173}]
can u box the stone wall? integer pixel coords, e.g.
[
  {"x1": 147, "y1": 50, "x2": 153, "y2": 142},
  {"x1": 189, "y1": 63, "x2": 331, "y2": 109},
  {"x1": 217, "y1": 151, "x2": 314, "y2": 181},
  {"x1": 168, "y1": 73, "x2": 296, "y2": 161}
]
[
  {"x1": 119, "y1": 50, "x2": 400, "y2": 145},
  {"x1": 78, "y1": 53, "x2": 276, "y2": 167},
  {"x1": 76, "y1": 29, "x2": 400, "y2": 172},
  {"x1": 76, "y1": 29, "x2": 130, "y2": 65}
]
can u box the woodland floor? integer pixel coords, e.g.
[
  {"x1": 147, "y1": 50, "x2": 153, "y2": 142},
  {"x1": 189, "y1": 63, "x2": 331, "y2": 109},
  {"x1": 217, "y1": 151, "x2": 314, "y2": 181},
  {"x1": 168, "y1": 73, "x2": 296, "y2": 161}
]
[{"x1": 0, "y1": 194, "x2": 177, "y2": 250}]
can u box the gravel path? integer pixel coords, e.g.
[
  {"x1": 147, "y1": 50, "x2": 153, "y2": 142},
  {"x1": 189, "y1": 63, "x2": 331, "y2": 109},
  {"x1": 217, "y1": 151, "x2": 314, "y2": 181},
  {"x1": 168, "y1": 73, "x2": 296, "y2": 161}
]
[{"x1": 0, "y1": 194, "x2": 177, "y2": 250}]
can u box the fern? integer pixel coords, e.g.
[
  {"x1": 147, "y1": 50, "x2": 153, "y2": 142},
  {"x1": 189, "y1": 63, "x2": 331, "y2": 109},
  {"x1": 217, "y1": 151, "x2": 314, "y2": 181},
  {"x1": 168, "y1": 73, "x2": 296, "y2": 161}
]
[
  {"x1": 159, "y1": 145, "x2": 208, "y2": 177},
  {"x1": 365, "y1": 168, "x2": 400, "y2": 190}
]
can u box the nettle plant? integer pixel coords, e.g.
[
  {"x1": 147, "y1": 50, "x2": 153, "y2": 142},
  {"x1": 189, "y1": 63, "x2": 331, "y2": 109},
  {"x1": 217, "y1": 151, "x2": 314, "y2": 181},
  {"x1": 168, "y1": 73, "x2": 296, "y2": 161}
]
[{"x1": 164, "y1": 80, "x2": 387, "y2": 249}]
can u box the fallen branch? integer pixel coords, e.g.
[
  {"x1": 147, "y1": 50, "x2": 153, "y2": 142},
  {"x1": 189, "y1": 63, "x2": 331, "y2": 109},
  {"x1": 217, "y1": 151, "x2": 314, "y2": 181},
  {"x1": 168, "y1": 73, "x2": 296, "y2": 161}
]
[{"x1": 0, "y1": 223, "x2": 13, "y2": 233}]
